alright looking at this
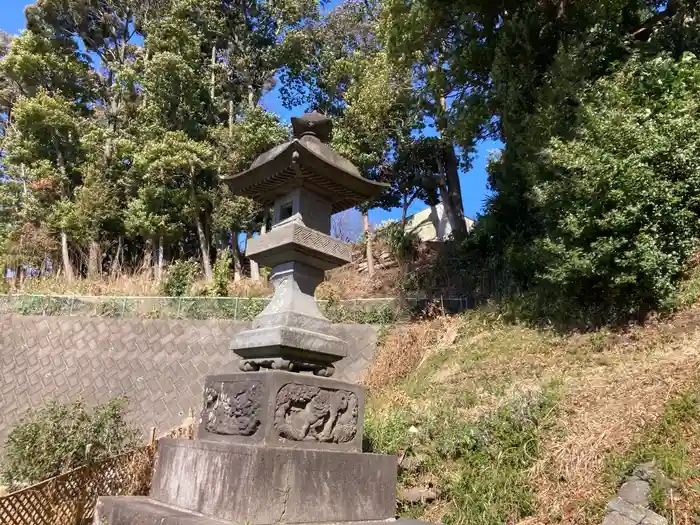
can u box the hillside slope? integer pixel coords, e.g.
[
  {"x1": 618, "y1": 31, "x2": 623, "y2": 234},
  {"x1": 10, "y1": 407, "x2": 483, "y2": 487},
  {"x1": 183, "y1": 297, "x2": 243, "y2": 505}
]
[{"x1": 363, "y1": 309, "x2": 700, "y2": 524}]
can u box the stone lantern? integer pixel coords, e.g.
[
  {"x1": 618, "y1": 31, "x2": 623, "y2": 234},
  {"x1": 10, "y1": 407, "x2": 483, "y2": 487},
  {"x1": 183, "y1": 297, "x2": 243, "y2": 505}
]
[
  {"x1": 94, "y1": 113, "x2": 434, "y2": 525},
  {"x1": 223, "y1": 110, "x2": 387, "y2": 378}
]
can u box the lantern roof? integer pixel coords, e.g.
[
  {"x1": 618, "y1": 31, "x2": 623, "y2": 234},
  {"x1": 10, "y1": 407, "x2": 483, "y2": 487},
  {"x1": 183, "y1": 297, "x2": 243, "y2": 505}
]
[{"x1": 221, "y1": 111, "x2": 387, "y2": 213}]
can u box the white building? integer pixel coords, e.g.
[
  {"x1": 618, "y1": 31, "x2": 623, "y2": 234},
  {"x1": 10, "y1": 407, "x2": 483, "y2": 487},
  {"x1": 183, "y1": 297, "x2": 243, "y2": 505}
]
[{"x1": 405, "y1": 202, "x2": 474, "y2": 242}]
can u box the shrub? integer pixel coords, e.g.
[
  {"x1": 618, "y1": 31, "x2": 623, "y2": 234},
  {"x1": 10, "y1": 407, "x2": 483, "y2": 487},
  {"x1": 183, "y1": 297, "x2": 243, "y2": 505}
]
[
  {"x1": 161, "y1": 259, "x2": 199, "y2": 297},
  {"x1": 530, "y1": 54, "x2": 700, "y2": 324},
  {"x1": 210, "y1": 250, "x2": 231, "y2": 297},
  {"x1": 0, "y1": 397, "x2": 140, "y2": 486},
  {"x1": 375, "y1": 220, "x2": 418, "y2": 263}
]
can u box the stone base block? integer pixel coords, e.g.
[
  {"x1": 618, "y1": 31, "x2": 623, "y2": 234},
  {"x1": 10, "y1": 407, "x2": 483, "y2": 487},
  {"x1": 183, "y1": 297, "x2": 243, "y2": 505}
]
[
  {"x1": 149, "y1": 439, "x2": 396, "y2": 524},
  {"x1": 95, "y1": 496, "x2": 434, "y2": 525},
  {"x1": 94, "y1": 496, "x2": 227, "y2": 525},
  {"x1": 197, "y1": 371, "x2": 364, "y2": 452}
]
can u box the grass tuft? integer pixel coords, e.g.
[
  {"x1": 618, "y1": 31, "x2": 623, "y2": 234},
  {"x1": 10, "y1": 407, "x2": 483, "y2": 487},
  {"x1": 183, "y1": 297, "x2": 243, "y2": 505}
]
[{"x1": 365, "y1": 385, "x2": 560, "y2": 525}]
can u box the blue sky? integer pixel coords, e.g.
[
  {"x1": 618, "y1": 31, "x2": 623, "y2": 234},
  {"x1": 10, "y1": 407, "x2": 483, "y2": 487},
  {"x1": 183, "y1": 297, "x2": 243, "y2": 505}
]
[{"x1": 1, "y1": 0, "x2": 498, "y2": 226}]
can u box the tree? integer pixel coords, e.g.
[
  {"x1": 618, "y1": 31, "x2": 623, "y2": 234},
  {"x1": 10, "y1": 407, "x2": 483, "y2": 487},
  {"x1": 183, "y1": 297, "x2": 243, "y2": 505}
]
[
  {"x1": 129, "y1": 132, "x2": 214, "y2": 280},
  {"x1": 281, "y1": 1, "x2": 425, "y2": 275},
  {"x1": 533, "y1": 53, "x2": 700, "y2": 323},
  {"x1": 0, "y1": 16, "x2": 99, "y2": 280},
  {"x1": 3, "y1": 91, "x2": 91, "y2": 281},
  {"x1": 209, "y1": 105, "x2": 289, "y2": 279},
  {"x1": 24, "y1": 0, "x2": 154, "y2": 276},
  {"x1": 376, "y1": 0, "x2": 700, "y2": 321}
]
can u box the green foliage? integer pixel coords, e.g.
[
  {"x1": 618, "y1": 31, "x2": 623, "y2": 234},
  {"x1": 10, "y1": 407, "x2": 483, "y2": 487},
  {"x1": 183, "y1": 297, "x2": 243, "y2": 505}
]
[
  {"x1": 0, "y1": 0, "x2": 319, "y2": 282},
  {"x1": 161, "y1": 259, "x2": 200, "y2": 297},
  {"x1": 365, "y1": 387, "x2": 559, "y2": 525},
  {"x1": 323, "y1": 299, "x2": 400, "y2": 324},
  {"x1": 211, "y1": 250, "x2": 231, "y2": 297},
  {"x1": 3, "y1": 0, "x2": 700, "y2": 330},
  {"x1": 532, "y1": 54, "x2": 700, "y2": 324},
  {"x1": 375, "y1": 220, "x2": 418, "y2": 262},
  {"x1": 0, "y1": 397, "x2": 139, "y2": 486}
]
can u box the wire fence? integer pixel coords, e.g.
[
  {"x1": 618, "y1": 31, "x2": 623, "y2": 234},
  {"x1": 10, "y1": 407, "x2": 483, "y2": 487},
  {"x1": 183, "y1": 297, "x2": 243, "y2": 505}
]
[{"x1": 0, "y1": 294, "x2": 474, "y2": 323}]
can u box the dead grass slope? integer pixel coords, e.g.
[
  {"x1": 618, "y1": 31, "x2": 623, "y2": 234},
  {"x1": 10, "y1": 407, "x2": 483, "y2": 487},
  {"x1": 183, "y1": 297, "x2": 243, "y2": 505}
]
[{"x1": 362, "y1": 308, "x2": 700, "y2": 525}]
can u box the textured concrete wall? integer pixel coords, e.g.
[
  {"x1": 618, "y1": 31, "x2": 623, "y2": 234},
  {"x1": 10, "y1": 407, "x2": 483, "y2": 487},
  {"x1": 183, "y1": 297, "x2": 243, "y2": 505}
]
[{"x1": 0, "y1": 314, "x2": 377, "y2": 446}]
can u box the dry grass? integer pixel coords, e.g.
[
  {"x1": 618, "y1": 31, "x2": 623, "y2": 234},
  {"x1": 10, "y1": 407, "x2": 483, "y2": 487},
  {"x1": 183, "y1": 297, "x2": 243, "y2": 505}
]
[
  {"x1": 318, "y1": 265, "x2": 401, "y2": 300},
  {"x1": 362, "y1": 316, "x2": 458, "y2": 390},
  {"x1": 7, "y1": 274, "x2": 271, "y2": 298},
  {"x1": 366, "y1": 308, "x2": 700, "y2": 525},
  {"x1": 12, "y1": 273, "x2": 162, "y2": 296}
]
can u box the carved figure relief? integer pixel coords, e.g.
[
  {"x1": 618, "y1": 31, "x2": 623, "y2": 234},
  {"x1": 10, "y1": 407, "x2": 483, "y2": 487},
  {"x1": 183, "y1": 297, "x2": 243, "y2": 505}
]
[
  {"x1": 274, "y1": 383, "x2": 358, "y2": 443},
  {"x1": 202, "y1": 381, "x2": 262, "y2": 436}
]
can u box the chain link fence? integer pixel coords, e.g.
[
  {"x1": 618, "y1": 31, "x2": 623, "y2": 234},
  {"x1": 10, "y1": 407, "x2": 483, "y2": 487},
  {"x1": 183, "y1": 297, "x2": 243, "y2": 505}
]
[{"x1": 0, "y1": 294, "x2": 474, "y2": 324}]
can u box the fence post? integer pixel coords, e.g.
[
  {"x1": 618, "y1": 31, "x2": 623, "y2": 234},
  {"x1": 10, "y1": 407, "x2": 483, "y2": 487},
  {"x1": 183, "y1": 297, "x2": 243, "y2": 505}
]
[
  {"x1": 176, "y1": 296, "x2": 182, "y2": 319},
  {"x1": 150, "y1": 427, "x2": 157, "y2": 446},
  {"x1": 121, "y1": 297, "x2": 127, "y2": 317},
  {"x1": 234, "y1": 297, "x2": 239, "y2": 321},
  {"x1": 69, "y1": 295, "x2": 75, "y2": 316}
]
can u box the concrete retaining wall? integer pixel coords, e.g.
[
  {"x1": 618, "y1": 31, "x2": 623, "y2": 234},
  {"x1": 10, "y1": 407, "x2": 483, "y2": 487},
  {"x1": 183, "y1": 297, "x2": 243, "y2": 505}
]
[{"x1": 0, "y1": 314, "x2": 377, "y2": 446}]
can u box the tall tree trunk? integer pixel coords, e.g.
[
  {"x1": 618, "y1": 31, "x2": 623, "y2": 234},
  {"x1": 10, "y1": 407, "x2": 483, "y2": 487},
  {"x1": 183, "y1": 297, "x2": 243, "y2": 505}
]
[
  {"x1": 443, "y1": 142, "x2": 468, "y2": 237},
  {"x1": 110, "y1": 235, "x2": 123, "y2": 277},
  {"x1": 429, "y1": 204, "x2": 441, "y2": 240},
  {"x1": 141, "y1": 238, "x2": 153, "y2": 278},
  {"x1": 437, "y1": 96, "x2": 468, "y2": 238},
  {"x1": 435, "y1": 155, "x2": 463, "y2": 239},
  {"x1": 52, "y1": 133, "x2": 75, "y2": 281},
  {"x1": 232, "y1": 232, "x2": 242, "y2": 281},
  {"x1": 401, "y1": 191, "x2": 415, "y2": 226},
  {"x1": 156, "y1": 236, "x2": 165, "y2": 281},
  {"x1": 210, "y1": 46, "x2": 217, "y2": 103},
  {"x1": 60, "y1": 230, "x2": 75, "y2": 282},
  {"x1": 196, "y1": 216, "x2": 213, "y2": 281},
  {"x1": 88, "y1": 239, "x2": 101, "y2": 278},
  {"x1": 363, "y1": 211, "x2": 375, "y2": 277}
]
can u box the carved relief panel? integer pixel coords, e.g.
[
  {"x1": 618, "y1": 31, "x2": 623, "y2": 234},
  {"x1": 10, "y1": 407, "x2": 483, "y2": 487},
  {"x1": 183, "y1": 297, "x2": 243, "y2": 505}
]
[
  {"x1": 274, "y1": 383, "x2": 358, "y2": 444},
  {"x1": 201, "y1": 381, "x2": 262, "y2": 436}
]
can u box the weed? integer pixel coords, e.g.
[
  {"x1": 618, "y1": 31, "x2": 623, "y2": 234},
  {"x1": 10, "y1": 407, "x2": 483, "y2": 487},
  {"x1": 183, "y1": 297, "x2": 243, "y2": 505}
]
[
  {"x1": 210, "y1": 251, "x2": 232, "y2": 297},
  {"x1": 365, "y1": 386, "x2": 560, "y2": 525},
  {"x1": 161, "y1": 259, "x2": 199, "y2": 297}
]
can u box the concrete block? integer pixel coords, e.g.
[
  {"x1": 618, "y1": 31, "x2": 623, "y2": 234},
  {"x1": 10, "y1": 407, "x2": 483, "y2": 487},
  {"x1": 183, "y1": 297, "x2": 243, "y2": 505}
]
[
  {"x1": 149, "y1": 439, "x2": 397, "y2": 524},
  {"x1": 95, "y1": 496, "x2": 434, "y2": 525},
  {"x1": 196, "y1": 371, "x2": 364, "y2": 452},
  {"x1": 94, "y1": 496, "x2": 226, "y2": 525},
  {"x1": 601, "y1": 512, "x2": 637, "y2": 525}
]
